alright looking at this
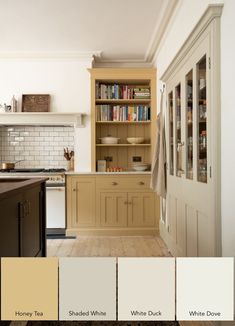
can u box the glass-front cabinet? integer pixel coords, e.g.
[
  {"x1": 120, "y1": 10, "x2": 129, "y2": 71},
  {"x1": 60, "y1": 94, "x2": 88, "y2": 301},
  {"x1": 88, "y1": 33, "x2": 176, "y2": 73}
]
[{"x1": 167, "y1": 53, "x2": 208, "y2": 184}]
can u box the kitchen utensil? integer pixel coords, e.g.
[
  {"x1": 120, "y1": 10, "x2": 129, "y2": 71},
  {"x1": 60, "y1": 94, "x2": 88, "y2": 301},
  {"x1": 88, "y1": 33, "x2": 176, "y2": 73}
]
[
  {"x1": 1, "y1": 160, "x2": 24, "y2": 170},
  {"x1": 99, "y1": 136, "x2": 120, "y2": 144},
  {"x1": 127, "y1": 137, "x2": 144, "y2": 144}
]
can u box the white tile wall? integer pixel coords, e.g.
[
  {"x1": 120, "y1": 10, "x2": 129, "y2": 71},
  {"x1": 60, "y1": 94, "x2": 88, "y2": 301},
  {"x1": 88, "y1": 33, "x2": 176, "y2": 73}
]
[{"x1": 0, "y1": 126, "x2": 74, "y2": 168}]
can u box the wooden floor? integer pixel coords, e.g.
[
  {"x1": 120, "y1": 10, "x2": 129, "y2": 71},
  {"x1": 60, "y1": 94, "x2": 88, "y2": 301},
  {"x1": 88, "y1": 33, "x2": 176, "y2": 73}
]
[{"x1": 47, "y1": 235, "x2": 171, "y2": 257}]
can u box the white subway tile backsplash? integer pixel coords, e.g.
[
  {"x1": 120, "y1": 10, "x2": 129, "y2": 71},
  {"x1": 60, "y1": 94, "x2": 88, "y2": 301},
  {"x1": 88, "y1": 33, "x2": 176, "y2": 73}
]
[{"x1": 0, "y1": 126, "x2": 74, "y2": 168}]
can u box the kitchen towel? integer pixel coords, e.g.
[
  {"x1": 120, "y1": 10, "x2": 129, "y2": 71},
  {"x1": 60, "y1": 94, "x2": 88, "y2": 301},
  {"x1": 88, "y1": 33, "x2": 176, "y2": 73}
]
[{"x1": 150, "y1": 87, "x2": 167, "y2": 198}]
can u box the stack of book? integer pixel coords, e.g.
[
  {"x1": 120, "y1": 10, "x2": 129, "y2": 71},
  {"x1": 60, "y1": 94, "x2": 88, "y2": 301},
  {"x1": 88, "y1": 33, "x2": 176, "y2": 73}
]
[
  {"x1": 133, "y1": 88, "x2": 151, "y2": 99},
  {"x1": 96, "y1": 105, "x2": 150, "y2": 122}
]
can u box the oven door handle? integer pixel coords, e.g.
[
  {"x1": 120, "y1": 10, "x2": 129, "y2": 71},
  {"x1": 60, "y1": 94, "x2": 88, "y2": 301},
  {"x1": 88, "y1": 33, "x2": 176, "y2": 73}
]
[{"x1": 46, "y1": 187, "x2": 65, "y2": 191}]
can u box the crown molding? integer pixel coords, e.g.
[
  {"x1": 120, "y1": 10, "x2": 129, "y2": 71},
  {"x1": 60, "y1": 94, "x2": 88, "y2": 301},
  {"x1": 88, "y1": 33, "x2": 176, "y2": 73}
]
[
  {"x1": 93, "y1": 58, "x2": 153, "y2": 68},
  {"x1": 0, "y1": 51, "x2": 101, "y2": 61},
  {"x1": 145, "y1": 0, "x2": 179, "y2": 64},
  {"x1": 93, "y1": 0, "x2": 179, "y2": 67}
]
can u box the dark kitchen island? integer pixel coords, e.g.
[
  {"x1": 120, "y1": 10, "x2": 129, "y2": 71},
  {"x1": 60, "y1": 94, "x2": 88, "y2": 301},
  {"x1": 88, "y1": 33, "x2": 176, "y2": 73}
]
[{"x1": 0, "y1": 178, "x2": 47, "y2": 257}]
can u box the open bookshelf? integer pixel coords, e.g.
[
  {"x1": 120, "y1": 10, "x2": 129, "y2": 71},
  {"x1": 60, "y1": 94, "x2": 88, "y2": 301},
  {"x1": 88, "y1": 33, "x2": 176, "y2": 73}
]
[{"x1": 89, "y1": 68, "x2": 156, "y2": 172}]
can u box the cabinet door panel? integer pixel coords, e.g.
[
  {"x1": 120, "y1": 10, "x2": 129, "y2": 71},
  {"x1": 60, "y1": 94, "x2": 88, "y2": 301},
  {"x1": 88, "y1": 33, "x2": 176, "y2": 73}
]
[
  {"x1": 21, "y1": 186, "x2": 41, "y2": 257},
  {"x1": 0, "y1": 194, "x2": 22, "y2": 257},
  {"x1": 128, "y1": 192, "x2": 155, "y2": 227},
  {"x1": 72, "y1": 178, "x2": 96, "y2": 227},
  {"x1": 100, "y1": 192, "x2": 127, "y2": 227}
]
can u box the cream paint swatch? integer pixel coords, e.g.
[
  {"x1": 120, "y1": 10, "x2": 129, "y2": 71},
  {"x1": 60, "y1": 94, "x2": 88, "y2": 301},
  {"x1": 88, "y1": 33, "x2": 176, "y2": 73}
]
[
  {"x1": 118, "y1": 257, "x2": 175, "y2": 320},
  {"x1": 176, "y1": 258, "x2": 234, "y2": 321},
  {"x1": 1, "y1": 258, "x2": 58, "y2": 321},
  {"x1": 59, "y1": 257, "x2": 116, "y2": 320}
]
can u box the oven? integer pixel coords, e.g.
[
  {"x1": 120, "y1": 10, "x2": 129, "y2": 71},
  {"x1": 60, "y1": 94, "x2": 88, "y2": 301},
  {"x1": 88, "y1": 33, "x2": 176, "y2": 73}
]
[
  {"x1": 46, "y1": 185, "x2": 65, "y2": 235},
  {"x1": 45, "y1": 172, "x2": 66, "y2": 236}
]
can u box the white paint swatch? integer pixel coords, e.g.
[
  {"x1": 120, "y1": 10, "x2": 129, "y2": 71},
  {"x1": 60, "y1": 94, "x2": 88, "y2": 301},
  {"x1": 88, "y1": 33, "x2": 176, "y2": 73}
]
[
  {"x1": 118, "y1": 258, "x2": 175, "y2": 320},
  {"x1": 176, "y1": 258, "x2": 234, "y2": 320},
  {"x1": 59, "y1": 258, "x2": 116, "y2": 320}
]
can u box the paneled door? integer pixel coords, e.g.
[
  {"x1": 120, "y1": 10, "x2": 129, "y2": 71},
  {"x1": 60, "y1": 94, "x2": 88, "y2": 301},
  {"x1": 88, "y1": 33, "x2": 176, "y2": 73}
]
[
  {"x1": 128, "y1": 192, "x2": 155, "y2": 227},
  {"x1": 165, "y1": 35, "x2": 214, "y2": 257},
  {"x1": 100, "y1": 192, "x2": 128, "y2": 227}
]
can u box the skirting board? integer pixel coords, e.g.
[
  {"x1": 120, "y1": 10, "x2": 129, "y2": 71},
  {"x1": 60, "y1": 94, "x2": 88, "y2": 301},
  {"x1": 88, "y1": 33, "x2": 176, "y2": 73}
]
[{"x1": 66, "y1": 228, "x2": 159, "y2": 236}]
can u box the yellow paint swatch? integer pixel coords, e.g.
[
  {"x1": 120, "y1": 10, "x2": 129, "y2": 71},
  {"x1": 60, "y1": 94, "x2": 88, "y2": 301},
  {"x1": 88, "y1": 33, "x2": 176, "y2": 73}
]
[{"x1": 1, "y1": 258, "x2": 58, "y2": 321}]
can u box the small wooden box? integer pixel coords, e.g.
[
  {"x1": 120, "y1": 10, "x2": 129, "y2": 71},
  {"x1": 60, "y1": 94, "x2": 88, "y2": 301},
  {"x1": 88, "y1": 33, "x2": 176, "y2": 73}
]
[{"x1": 22, "y1": 94, "x2": 50, "y2": 112}]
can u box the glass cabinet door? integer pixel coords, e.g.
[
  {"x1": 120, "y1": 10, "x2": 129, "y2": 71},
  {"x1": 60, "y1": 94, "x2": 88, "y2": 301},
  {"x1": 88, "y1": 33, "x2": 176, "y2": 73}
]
[
  {"x1": 186, "y1": 70, "x2": 193, "y2": 180},
  {"x1": 175, "y1": 83, "x2": 182, "y2": 177},
  {"x1": 197, "y1": 55, "x2": 207, "y2": 183},
  {"x1": 168, "y1": 91, "x2": 174, "y2": 175}
]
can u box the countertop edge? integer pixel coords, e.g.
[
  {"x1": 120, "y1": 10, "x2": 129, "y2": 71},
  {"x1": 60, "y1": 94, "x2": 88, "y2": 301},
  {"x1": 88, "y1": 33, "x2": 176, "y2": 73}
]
[{"x1": 0, "y1": 177, "x2": 48, "y2": 200}]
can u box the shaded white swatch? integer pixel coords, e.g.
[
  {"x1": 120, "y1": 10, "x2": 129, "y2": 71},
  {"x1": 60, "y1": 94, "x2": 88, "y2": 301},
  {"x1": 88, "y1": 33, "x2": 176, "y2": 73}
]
[{"x1": 59, "y1": 257, "x2": 116, "y2": 320}]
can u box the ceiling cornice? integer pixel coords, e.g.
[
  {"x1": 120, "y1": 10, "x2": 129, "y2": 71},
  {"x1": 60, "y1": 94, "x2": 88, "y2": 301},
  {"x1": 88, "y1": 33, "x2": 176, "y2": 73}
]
[
  {"x1": 0, "y1": 51, "x2": 101, "y2": 61},
  {"x1": 145, "y1": 0, "x2": 180, "y2": 64},
  {"x1": 94, "y1": 0, "x2": 179, "y2": 67}
]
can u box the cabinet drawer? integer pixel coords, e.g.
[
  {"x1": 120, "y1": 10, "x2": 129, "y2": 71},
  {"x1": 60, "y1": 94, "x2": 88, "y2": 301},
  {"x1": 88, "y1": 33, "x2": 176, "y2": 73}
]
[{"x1": 96, "y1": 176, "x2": 151, "y2": 190}]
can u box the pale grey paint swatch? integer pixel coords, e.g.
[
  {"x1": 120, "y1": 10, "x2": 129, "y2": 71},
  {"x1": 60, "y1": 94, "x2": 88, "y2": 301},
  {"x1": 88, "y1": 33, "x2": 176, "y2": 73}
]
[
  {"x1": 176, "y1": 257, "x2": 234, "y2": 321},
  {"x1": 59, "y1": 258, "x2": 116, "y2": 320},
  {"x1": 118, "y1": 257, "x2": 175, "y2": 320}
]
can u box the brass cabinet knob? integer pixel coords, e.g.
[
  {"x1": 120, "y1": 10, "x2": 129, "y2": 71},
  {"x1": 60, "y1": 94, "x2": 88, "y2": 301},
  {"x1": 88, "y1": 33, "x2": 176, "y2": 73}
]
[
  {"x1": 138, "y1": 181, "x2": 145, "y2": 185},
  {"x1": 72, "y1": 188, "x2": 77, "y2": 192},
  {"x1": 112, "y1": 182, "x2": 118, "y2": 186}
]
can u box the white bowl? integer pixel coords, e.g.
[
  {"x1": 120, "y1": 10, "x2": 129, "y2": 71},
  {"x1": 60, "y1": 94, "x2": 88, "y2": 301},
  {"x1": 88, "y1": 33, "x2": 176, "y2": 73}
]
[
  {"x1": 99, "y1": 137, "x2": 120, "y2": 144},
  {"x1": 127, "y1": 137, "x2": 144, "y2": 144},
  {"x1": 132, "y1": 163, "x2": 149, "y2": 171}
]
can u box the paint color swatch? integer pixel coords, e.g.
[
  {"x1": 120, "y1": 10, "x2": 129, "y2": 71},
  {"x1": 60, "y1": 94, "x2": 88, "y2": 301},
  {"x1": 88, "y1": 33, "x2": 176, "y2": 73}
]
[
  {"x1": 118, "y1": 258, "x2": 175, "y2": 320},
  {"x1": 1, "y1": 258, "x2": 58, "y2": 321},
  {"x1": 59, "y1": 258, "x2": 116, "y2": 320},
  {"x1": 176, "y1": 258, "x2": 234, "y2": 320}
]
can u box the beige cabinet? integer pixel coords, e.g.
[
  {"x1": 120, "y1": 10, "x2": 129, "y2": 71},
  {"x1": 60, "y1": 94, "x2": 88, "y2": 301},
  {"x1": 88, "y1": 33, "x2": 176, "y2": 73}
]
[
  {"x1": 68, "y1": 177, "x2": 96, "y2": 228},
  {"x1": 66, "y1": 174, "x2": 159, "y2": 236},
  {"x1": 100, "y1": 192, "x2": 128, "y2": 227},
  {"x1": 128, "y1": 192, "x2": 155, "y2": 227}
]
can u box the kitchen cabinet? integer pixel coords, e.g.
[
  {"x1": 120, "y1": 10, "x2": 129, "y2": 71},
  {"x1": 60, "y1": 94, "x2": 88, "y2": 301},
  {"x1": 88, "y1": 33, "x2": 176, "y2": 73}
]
[
  {"x1": 0, "y1": 179, "x2": 46, "y2": 257},
  {"x1": 128, "y1": 192, "x2": 155, "y2": 227},
  {"x1": 100, "y1": 192, "x2": 127, "y2": 227},
  {"x1": 67, "y1": 177, "x2": 96, "y2": 228},
  {"x1": 161, "y1": 6, "x2": 222, "y2": 257},
  {"x1": 66, "y1": 174, "x2": 159, "y2": 236},
  {"x1": 20, "y1": 186, "x2": 41, "y2": 257}
]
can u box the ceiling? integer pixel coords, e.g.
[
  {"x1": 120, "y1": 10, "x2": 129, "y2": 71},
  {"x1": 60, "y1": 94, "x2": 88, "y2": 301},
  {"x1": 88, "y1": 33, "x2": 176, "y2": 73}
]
[{"x1": 0, "y1": 0, "x2": 177, "y2": 65}]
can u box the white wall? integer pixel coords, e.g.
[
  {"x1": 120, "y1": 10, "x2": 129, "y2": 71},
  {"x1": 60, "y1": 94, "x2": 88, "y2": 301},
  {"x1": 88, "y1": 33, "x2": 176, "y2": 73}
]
[
  {"x1": 154, "y1": 0, "x2": 235, "y2": 257},
  {"x1": 0, "y1": 58, "x2": 92, "y2": 171},
  {"x1": 220, "y1": 0, "x2": 235, "y2": 257}
]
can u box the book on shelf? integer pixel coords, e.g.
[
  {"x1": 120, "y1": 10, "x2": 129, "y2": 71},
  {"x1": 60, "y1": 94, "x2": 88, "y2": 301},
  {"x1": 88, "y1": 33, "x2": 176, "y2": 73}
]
[
  {"x1": 96, "y1": 83, "x2": 150, "y2": 100},
  {"x1": 96, "y1": 105, "x2": 151, "y2": 122}
]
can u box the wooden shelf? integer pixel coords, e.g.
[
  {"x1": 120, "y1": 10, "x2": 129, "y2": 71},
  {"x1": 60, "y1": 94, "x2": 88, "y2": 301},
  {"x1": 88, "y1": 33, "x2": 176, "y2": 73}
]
[
  {"x1": 96, "y1": 121, "x2": 151, "y2": 124},
  {"x1": 90, "y1": 68, "x2": 156, "y2": 172},
  {"x1": 96, "y1": 143, "x2": 151, "y2": 147},
  {"x1": 95, "y1": 99, "x2": 151, "y2": 104}
]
